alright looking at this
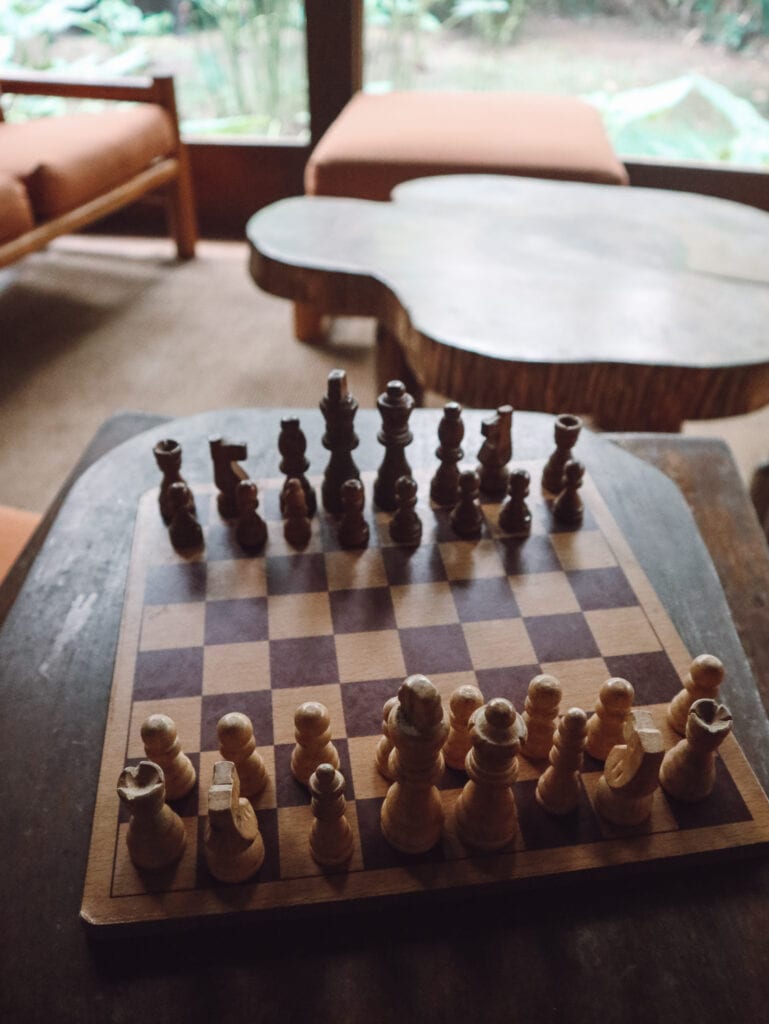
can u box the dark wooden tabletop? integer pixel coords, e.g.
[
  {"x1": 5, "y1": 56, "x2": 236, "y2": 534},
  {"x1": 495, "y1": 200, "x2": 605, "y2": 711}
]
[{"x1": 3, "y1": 408, "x2": 769, "y2": 1024}]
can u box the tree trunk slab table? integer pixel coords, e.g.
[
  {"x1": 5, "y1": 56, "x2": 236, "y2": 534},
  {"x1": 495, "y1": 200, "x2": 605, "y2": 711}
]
[{"x1": 247, "y1": 175, "x2": 769, "y2": 431}]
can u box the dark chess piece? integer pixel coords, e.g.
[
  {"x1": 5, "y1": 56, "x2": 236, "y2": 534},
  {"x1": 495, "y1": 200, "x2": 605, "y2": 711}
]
[
  {"x1": 338, "y1": 478, "x2": 369, "y2": 549},
  {"x1": 389, "y1": 476, "x2": 422, "y2": 546},
  {"x1": 168, "y1": 481, "x2": 203, "y2": 551},
  {"x1": 373, "y1": 380, "x2": 415, "y2": 512},
  {"x1": 209, "y1": 436, "x2": 249, "y2": 519},
  {"x1": 154, "y1": 438, "x2": 194, "y2": 524},
  {"x1": 552, "y1": 460, "x2": 584, "y2": 526},
  {"x1": 320, "y1": 369, "x2": 361, "y2": 515},
  {"x1": 477, "y1": 404, "x2": 513, "y2": 497},
  {"x1": 278, "y1": 416, "x2": 317, "y2": 517},
  {"x1": 430, "y1": 402, "x2": 464, "y2": 507},
  {"x1": 541, "y1": 414, "x2": 583, "y2": 494},
  {"x1": 450, "y1": 469, "x2": 484, "y2": 538},
  {"x1": 498, "y1": 468, "x2": 532, "y2": 537},
  {"x1": 235, "y1": 479, "x2": 268, "y2": 554},
  {"x1": 283, "y1": 477, "x2": 312, "y2": 549}
]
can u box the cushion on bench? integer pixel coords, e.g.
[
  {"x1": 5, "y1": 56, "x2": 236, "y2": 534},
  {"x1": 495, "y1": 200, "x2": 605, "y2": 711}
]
[
  {"x1": 0, "y1": 104, "x2": 176, "y2": 220},
  {"x1": 306, "y1": 91, "x2": 628, "y2": 200},
  {"x1": 0, "y1": 172, "x2": 35, "y2": 243},
  {"x1": 0, "y1": 505, "x2": 41, "y2": 584}
]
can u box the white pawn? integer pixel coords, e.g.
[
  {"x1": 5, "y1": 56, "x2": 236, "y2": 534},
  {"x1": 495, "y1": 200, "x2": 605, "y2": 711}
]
[
  {"x1": 535, "y1": 707, "x2": 588, "y2": 815},
  {"x1": 585, "y1": 677, "x2": 634, "y2": 762},
  {"x1": 204, "y1": 760, "x2": 265, "y2": 883},
  {"x1": 660, "y1": 698, "x2": 733, "y2": 802},
  {"x1": 521, "y1": 674, "x2": 562, "y2": 761},
  {"x1": 217, "y1": 712, "x2": 269, "y2": 798},
  {"x1": 443, "y1": 684, "x2": 484, "y2": 770},
  {"x1": 668, "y1": 654, "x2": 724, "y2": 735},
  {"x1": 455, "y1": 698, "x2": 527, "y2": 851},
  {"x1": 309, "y1": 763, "x2": 354, "y2": 868},
  {"x1": 140, "y1": 713, "x2": 196, "y2": 801},
  {"x1": 595, "y1": 710, "x2": 664, "y2": 827},
  {"x1": 117, "y1": 760, "x2": 186, "y2": 870},
  {"x1": 375, "y1": 695, "x2": 399, "y2": 781},
  {"x1": 291, "y1": 701, "x2": 340, "y2": 786}
]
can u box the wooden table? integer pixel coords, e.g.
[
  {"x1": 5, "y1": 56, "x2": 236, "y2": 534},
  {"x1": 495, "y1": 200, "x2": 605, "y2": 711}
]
[
  {"x1": 247, "y1": 175, "x2": 769, "y2": 430},
  {"x1": 3, "y1": 408, "x2": 769, "y2": 1023}
]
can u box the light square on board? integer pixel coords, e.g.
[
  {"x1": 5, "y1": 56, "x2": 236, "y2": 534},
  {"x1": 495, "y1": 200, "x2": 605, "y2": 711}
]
[
  {"x1": 202, "y1": 641, "x2": 271, "y2": 695},
  {"x1": 390, "y1": 581, "x2": 459, "y2": 629},
  {"x1": 112, "y1": 818, "x2": 199, "y2": 897},
  {"x1": 205, "y1": 558, "x2": 267, "y2": 601},
  {"x1": 325, "y1": 548, "x2": 388, "y2": 591},
  {"x1": 540, "y1": 657, "x2": 610, "y2": 711},
  {"x1": 271, "y1": 683, "x2": 346, "y2": 746},
  {"x1": 262, "y1": 518, "x2": 324, "y2": 557},
  {"x1": 509, "y1": 571, "x2": 580, "y2": 618},
  {"x1": 197, "y1": 746, "x2": 277, "y2": 813},
  {"x1": 335, "y1": 630, "x2": 406, "y2": 683},
  {"x1": 267, "y1": 592, "x2": 333, "y2": 640},
  {"x1": 139, "y1": 602, "x2": 206, "y2": 652},
  {"x1": 128, "y1": 696, "x2": 202, "y2": 759},
  {"x1": 462, "y1": 618, "x2": 536, "y2": 670},
  {"x1": 549, "y1": 530, "x2": 617, "y2": 572},
  {"x1": 439, "y1": 539, "x2": 506, "y2": 580},
  {"x1": 277, "y1": 803, "x2": 364, "y2": 878},
  {"x1": 347, "y1": 735, "x2": 390, "y2": 800},
  {"x1": 586, "y1": 607, "x2": 662, "y2": 658}
]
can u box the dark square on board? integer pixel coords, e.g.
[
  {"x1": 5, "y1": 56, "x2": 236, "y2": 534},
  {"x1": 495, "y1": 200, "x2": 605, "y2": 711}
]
[
  {"x1": 330, "y1": 587, "x2": 397, "y2": 634},
  {"x1": 382, "y1": 544, "x2": 448, "y2": 586},
  {"x1": 525, "y1": 612, "x2": 601, "y2": 664},
  {"x1": 450, "y1": 576, "x2": 520, "y2": 623},
  {"x1": 356, "y1": 796, "x2": 446, "y2": 872},
  {"x1": 144, "y1": 562, "x2": 207, "y2": 605},
  {"x1": 604, "y1": 650, "x2": 683, "y2": 704},
  {"x1": 204, "y1": 597, "x2": 268, "y2": 646},
  {"x1": 515, "y1": 777, "x2": 603, "y2": 850},
  {"x1": 497, "y1": 535, "x2": 564, "y2": 576},
  {"x1": 399, "y1": 623, "x2": 473, "y2": 676},
  {"x1": 475, "y1": 665, "x2": 541, "y2": 710},
  {"x1": 273, "y1": 739, "x2": 354, "y2": 807},
  {"x1": 341, "y1": 676, "x2": 406, "y2": 737},
  {"x1": 265, "y1": 552, "x2": 328, "y2": 595},
  {"x1": 133, "y1": 647, "x2": 204, "y2": 701},
  {"x1": 200, "y1": 689, "x2": 274, "y2": 750},
  {"x1": 204, "y1": 521, "x2": 250, "y2": 561},
  {"x1": 269, "y1": 635, "x2": 340, "y2": 689},
  {"x1": 665, "y1": 757, "x2": 753, "y2": 830},
  {"x1": 567, "y1": 566, "x2": 637, "y2": 611}
]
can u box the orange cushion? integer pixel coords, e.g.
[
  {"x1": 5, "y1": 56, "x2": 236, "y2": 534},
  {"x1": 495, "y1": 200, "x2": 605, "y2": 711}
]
[
  {"x1": 306, "y1": 91, "x2": 628, "y2": 199},
  {"x1": 0, "y1": 171, "x2": 35, "y2": 242},
  {"x1": 0, "y1": 505, "x2": 41, "y2": 583},
  {"x1": 0, "y1": 104, "x2": 176, "y2": 219}
]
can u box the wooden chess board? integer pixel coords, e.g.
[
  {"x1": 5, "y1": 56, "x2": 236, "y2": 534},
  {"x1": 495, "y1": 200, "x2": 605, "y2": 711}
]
[{"x1": 81, "y1": 462, "x2": 769, "y2": 930}]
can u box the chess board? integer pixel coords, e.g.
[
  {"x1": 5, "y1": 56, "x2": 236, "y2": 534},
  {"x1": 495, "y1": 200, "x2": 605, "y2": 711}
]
[{"x1": 81, "y1": 461, "x2": 769, "y2": 930}]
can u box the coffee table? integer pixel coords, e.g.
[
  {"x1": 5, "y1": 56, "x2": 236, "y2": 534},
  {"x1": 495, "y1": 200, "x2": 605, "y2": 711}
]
[{"x1": 247, "y1": 175, "x2": 769, "y2": 430}]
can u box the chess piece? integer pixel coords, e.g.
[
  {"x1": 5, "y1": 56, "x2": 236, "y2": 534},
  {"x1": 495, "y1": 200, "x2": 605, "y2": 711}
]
[
  {"x1": 283, "y1": 477, "x2": 313, "y2": 549},
  {"x1": 375, "y1": 695, "x2": 399, "y2": 781},
  {"x1": 373, "y1": 380, "x2": 415, "y2": 512},
  {"x1": 140, "y1": 713, "x2": 196, "y2": 801},
  {"x1": 595, "y1": 710, "x2": 664, "y2": 826},
  {"x1": 542, "y1": 413, "x2": 583, "y2": 493},
  {"x1": 217, "y1": 712, "x2": 269, "y2": 798},
  {"x1": 450, "y1": 469, "x2": 484, "y2": 538},
  {"x1": 476, "y1": 404, "x2": 513, "y2": 497},
  {"x1": 380, "y1": 675, "x2": 449, "y2": 854},
  {"x1": 660, "y1": 698, "x2": 733, "y2": 802},
  {"x1": 668, "y1": 654, "x2": 725, "y2": 735},
  {"x1": 291, "y1": 702, "x2": 340, "y2": 786},
  {"x1": 535, "y1": 707, "x2": 588, "y2": 815},
  {"x1": 389, "y1": 476, "x2": 422, "y2": 546},
  {"x1": 430, "y1": 401, "x2": 465, "y2": 507},
  {"x1": 309, "y1": 763, "x2": 354, "y2": 868},
  {"x1": 153, "y1": 438, "x2": 193, "y2": 524},
  {"x1": 278, "y1": 416, "x2": 317, "y2": 517},
  {"x1": 203, "y1": 760, "x2": 265, "y2": 883},
  {"x1": 168, "y1": 481, "x2": 203, "y2": 551},
  {"x1": 443, "y1": 684, "x2": 484, "y2": 770},
  {"x1": 552, "y1": 459, "x2": 584, "y2": 526},
  {"x1": 498, "y1": 468, "x2": 532, "y2": 538},
  {"x1": 586, "y1": 677, "x2": 634, "y2": 761},
  {"x1": 320, "y1": 369, "x2": 360, "y2": 514},
  {"x1": 521, "y1": 674, "x2": 562, "y2": 761},
  {"x1": 454, "y1": 698, "x2": 527, "y2": 851},
  {"x1": 235, "y1": 478, "x2": 268, "y2": 554},
  {"x1": 209, "y1": 435, "x2": 249, "y2": 518},
  {"x1": 117, "y1": 760, "x2": 186, "y2": 870},
  {"x1": 338, "y1": 478, "x2": 369, "y2": 549}
]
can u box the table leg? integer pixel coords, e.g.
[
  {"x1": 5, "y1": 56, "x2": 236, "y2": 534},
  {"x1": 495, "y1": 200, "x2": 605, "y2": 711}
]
[
  {"x1": 293, "y1": 301, "x2": 327, "y2": 343},
  {"x1": 374, "y1": 322, "x2": 425, "y2": 406}
]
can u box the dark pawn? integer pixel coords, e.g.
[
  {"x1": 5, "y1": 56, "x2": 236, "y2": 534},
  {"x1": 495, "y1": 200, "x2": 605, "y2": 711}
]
[
  {"x1": 320, "y1": 369, "x2": 361, "y2": 515},
  {"x1": 338, "y1": 479, "x2": 369, "y2": 549},
  {"x1": 541, "y1": 414, "x2": 582, "y2": 494},
  {"x1": 498, "y1": 468, "x2": 532, "y2": 537},
  {"x1": 168, "y1": 481, "x2": 203, "y2": 551},
  {"x1": 283, "y1": 477, "x2": 312, "y2": 550},
  {"x1": 279, "y1": 417, "x2": 317, "y2": 517},
  {"x1": 450, "y1": 470, "x2": 484, "y2": 538},
  {"x1": 373, "y1": 380, "x2": 415, "y2": 512},
  {"x1": 209, "y1": 436, "x2": 249, "y2": 519},
  {"x1": 154, "y1": 438, "x2": 194, "y2": 524},
  {"x1": 235, "y1": 479, "x2": 268, "y2": 554},
  {"x1": 430, "y1": 402, "x2": 464, "y2": 507},
  {"x1": 553, "y1": 460, "x2": 585, "y2": 526},
  {"x1": 389, "y1": 476, "x2": 422, "y2": 546},
  {"x1": 477, "y1": 404, "x2": 513, "y2": 497}
]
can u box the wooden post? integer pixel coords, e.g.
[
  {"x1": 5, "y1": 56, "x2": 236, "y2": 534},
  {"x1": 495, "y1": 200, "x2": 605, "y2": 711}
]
[{"x1": 305, "y1": 0, "x2": 363, "y2": 147}]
